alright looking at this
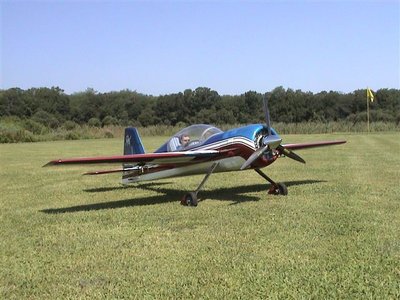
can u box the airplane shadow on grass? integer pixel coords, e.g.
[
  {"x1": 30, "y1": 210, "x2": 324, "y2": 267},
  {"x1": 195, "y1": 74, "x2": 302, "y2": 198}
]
[{"x1": 41, "y1": 179, "x2": 326, "y2": 214}]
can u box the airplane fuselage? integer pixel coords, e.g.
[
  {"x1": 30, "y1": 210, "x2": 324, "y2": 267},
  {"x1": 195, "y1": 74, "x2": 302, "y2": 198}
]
[{"x1": 122, "y1": 124, "x2": 278, "y2": 184}]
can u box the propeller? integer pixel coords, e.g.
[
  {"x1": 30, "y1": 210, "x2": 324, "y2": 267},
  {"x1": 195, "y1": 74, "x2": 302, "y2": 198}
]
[
  {"x1": 263, "y1": 94, "x2": 272, "y2": 136},
  {"x1": 277, "y1": 145, "x2": 306, "y2": 164},
  {"x1": 240, "y1": 136, "x2": 282, "y2": 170},
  {"x1": 240, "y1": 94, "x2": 305, "y2": 170}
]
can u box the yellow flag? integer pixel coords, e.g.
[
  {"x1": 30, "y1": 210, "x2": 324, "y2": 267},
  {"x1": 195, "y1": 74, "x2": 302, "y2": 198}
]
[{"x1": 367, "y1": 88, "x2": 374, "y2": 102}]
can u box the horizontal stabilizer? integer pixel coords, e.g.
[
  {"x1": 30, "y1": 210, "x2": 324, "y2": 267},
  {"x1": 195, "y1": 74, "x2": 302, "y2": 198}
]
[{"x1": 84, "y1": 169, "x2": 125, "y2": 175}]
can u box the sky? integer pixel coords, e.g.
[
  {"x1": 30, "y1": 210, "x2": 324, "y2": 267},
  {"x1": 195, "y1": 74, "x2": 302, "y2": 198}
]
[{"x1": 1, "y1": 0, "x2": 399, "y2": 95}]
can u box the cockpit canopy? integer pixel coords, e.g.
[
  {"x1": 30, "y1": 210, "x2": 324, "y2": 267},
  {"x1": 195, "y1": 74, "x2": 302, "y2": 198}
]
[{"x1": 156, "y1": 124, "x2": 223, "y2": 152}]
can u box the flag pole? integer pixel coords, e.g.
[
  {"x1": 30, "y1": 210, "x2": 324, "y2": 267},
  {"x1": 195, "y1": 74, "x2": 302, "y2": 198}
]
[{"x1": 367, "y1": 88, "x2": 370, "y2": 133}]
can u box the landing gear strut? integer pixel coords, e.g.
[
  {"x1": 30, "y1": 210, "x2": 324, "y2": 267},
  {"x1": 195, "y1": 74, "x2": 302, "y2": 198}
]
[
  {"x1": 254, "y1": 168, "x2": 288, "y2": 196},
  {"x1": 181, "y1": 162, "x2": 219, "y2": 207}
]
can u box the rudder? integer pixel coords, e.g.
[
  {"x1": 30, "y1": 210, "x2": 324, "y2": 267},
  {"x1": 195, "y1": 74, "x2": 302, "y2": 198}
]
[{"x1": 124, "y1": 127, "x2": 146, "y2": 155}]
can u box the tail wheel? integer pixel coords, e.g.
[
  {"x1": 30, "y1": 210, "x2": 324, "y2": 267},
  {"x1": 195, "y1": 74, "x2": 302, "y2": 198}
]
[
  {"x1": 181, "y1": 192, "x2": 198, "y2": 207},
  {"x1": 268, "y1": 182, "x2": 288, "y2": 196}
]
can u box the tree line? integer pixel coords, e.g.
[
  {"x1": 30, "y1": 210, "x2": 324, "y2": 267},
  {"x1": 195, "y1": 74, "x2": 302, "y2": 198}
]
[{"x1": 0, "y1": 86, "x2": 399, "y2": 128}]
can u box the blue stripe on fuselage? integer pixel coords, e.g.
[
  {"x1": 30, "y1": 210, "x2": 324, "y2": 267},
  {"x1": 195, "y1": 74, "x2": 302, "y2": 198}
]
[{"x1": 204, "y1": 124, "x2": 264, "y2": 145}]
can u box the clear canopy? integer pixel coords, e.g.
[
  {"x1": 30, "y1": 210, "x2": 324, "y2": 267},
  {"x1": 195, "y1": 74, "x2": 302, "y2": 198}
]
[{"x1": 166, "y1": 124, "x2": 223, "y2": 151}]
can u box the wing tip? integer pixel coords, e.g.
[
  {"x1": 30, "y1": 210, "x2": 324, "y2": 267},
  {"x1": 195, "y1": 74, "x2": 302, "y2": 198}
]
[
  {"x1": 83, "y1": 171, "x2": 96, "y2": 176},
  {"x1": 43, "y1": 161, "x2": 56, "y2": 167}
]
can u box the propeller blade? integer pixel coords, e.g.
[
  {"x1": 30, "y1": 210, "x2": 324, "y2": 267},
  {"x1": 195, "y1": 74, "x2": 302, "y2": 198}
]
[
  {"x1": 277, "y1": 145, "x2": 306, "y2": 164},
  {"x1": 240, "y1": 136, "x2": 282, "y2": 170},
  {"x1": 263, "y1": 95, "x2": 272, "y2": 136},
  {"x1": 240, "y1": 145, "x2": 268, "y2": 170}
]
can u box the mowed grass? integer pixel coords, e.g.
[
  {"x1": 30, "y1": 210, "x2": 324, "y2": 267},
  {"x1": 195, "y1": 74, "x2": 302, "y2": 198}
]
[{"x1": 1, "y1": 133, "x2": 399, "y2": 299}]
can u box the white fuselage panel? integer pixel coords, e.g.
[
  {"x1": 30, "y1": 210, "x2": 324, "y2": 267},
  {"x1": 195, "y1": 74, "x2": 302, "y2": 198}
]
[{"x1": 122, "y1": 156, "x2": 246, "y2": 184}]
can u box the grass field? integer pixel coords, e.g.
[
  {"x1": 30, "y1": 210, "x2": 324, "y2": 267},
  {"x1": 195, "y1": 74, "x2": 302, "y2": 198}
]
[{"x1": 1, "y1": 133, "x2": 399, "y2": 299}]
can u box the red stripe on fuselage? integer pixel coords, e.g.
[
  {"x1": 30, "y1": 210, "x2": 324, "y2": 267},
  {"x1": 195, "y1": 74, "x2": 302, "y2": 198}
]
[{"x1": 187, "y1": 140, "x2": 278, "y2": 169}]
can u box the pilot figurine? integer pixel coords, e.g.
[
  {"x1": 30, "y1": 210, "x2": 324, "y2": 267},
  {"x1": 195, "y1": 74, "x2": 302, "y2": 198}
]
[
  {"x1": 179, "y1": 135, "x2": 191, "y2": 149},
  {"x1": 168, "y1": 134, "x2": 190, "y2": 151}
]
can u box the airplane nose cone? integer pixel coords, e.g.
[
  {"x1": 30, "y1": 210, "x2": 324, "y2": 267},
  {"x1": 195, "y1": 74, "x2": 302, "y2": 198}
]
[{"x1": 261, "y1": 135, "x2": 282, "y2": 149}]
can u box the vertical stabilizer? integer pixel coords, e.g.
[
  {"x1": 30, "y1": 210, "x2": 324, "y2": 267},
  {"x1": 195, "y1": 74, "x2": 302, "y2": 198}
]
[
  {"x1": 123, "y1": 128, "x2": 145, "y2": 180},
  {"x1": 124, "y1": 127, "x2": 145, "y2": 155}
]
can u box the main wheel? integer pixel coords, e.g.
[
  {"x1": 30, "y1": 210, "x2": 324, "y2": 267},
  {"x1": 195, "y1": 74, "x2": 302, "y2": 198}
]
[
  {"x1": 181, "y1": 192, "x2": 198, "y2": 207},
  {"x1": 277, "y1": 182, "x2": 288, "y2": 195},
  {"x1": 268, "y1": 183, "x2": 288, "y2": 196}
]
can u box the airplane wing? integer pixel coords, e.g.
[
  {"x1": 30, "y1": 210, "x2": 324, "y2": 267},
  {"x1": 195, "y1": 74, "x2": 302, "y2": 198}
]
[
  {"x1": 281, "y1": 140, "x2": 346, "y2": 150},
  {"x1": 44, "y1": 148, "x2": 238, "y2": 169},
  {"x1": 271, "y1": 140, "x2": 346, "y2": 164}
]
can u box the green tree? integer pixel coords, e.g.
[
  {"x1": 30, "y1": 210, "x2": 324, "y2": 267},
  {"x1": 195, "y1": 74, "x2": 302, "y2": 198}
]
[{"x1": 0, "y1": 88, "x2": 29, "y2": 117}]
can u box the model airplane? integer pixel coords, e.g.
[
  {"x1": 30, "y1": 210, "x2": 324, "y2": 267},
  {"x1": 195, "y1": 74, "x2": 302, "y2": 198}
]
[{"x1": 45, "y1": 97, "x2": 346, "y2": 206}]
